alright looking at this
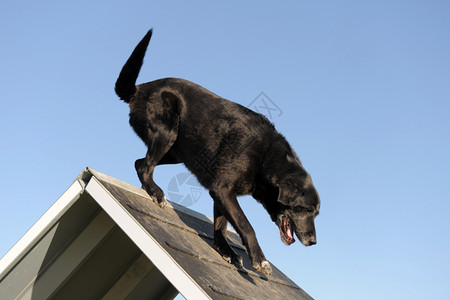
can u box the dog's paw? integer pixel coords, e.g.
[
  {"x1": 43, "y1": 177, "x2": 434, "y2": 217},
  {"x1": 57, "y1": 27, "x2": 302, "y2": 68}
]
[
  {"x1": 234, "y1": 255, "x2": 244, "y2": 269},
  {"x1": 149, "y1": 194, "x2": 169, "y2": 208},
  {"x1": 156, "y1": 195, "x2": 169, "y2": 208},
  {"x1": 222, "y1": 254, "x2": 232, "y2": 264},
  {"x1": 220, "y1": 253, "x2": 243, "y2": 269},
  {"x1": 160, "y1": 195, "x2": 169, "y2": 208},
  {"x1": 253, "y1": 260, "x2": 272, "y2": 277}
]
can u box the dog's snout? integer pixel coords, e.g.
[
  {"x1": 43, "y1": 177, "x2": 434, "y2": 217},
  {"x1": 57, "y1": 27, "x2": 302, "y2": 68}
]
[
  {"x1": 299, "y1": 231, "x2": 316, "y2": 246},
  {"x1": 307, "y1": 239, "x2": 316, "y2": 246}
]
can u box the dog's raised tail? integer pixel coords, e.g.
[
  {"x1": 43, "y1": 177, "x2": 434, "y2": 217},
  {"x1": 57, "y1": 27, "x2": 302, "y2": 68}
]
[{"x1": 115, "y1": 29, "x2": 153, "y2": 102}]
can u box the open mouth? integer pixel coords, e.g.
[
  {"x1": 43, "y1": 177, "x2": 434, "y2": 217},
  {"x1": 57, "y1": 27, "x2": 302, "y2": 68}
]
[{"x1": 279, "y1": 215, "x2": 295, "y2": 245}]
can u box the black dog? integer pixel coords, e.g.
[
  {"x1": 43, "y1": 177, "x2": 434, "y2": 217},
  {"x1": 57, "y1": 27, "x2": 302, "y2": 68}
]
[{"x1": 115, "y1": 30, "x2": 320, "y2": 276}]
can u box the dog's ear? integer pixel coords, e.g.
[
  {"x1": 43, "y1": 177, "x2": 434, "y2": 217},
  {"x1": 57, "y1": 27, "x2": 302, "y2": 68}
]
[
  {"x1": 278, "y1": 182, "x2": 307, "y2": 207},
  {"x1": 277, "y1": 183, "x2": 292, "y2": 206}
]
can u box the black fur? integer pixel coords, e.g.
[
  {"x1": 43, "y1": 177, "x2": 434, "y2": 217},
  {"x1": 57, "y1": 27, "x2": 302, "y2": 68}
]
[{"x1": 115, "y1": 30, "x2": 320, "y2": 276}]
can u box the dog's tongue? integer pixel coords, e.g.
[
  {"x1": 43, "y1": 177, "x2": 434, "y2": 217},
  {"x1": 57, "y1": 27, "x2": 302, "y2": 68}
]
[{"x1": 285, "y1": 218, "x2": 295, "y2": 245}]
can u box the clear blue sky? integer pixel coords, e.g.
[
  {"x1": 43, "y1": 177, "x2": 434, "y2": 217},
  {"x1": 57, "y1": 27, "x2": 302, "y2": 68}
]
[{"x1": 1, "y1": 1, "x2": 449, "y2": 299}]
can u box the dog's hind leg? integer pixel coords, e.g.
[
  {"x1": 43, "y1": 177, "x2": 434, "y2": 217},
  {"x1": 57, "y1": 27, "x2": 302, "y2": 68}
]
[
  {"x1": 135, "y1": 127, "x2": 178, "y2": 208},
  {"x1": 133, "y1": 92, "x2": 182, "y2": 207},
  {"x1": 135, "y1": 154, "x2": 168, "y2": 208},
  {"x1": 213, "y1": 201, "x2": 243, "y2": 268},
  {"x1": 135, "y1": 149, "x2": 179, "y2": 206},
  {"x1": 210, "y1": 189, "x2": 272, "y2": 276}
]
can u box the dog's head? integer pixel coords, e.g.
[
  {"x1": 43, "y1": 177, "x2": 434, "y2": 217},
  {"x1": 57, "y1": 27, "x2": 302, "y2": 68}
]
[{"x1": 276, "y1": 170, "x2": 320, "y2": 247}]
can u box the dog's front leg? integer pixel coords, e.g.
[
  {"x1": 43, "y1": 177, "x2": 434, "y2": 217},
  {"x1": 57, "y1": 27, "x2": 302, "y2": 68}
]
[
  {"x1": 210, "y1": 190, "x2": 272, "y2": 276},
  {"x1": 213, "y1": 201, "x2": 243, "y2": 268}
]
